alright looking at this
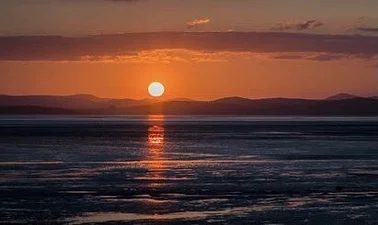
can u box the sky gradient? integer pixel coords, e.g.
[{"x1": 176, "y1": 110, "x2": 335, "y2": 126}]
[{"x1": 0, "y1": 0, "x2": 377, "y2": 100}]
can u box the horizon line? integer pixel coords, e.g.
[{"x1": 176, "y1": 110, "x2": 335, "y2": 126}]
[{"x1": 0, "y1": 93, "x2": 376, "y2": 102}]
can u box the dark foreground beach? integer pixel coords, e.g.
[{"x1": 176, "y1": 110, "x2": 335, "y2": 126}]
[{"x1": 0, "y1": 116, "x2": 377, "y2": 224}]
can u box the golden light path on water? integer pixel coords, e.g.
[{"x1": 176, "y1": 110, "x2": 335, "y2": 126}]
[{"x1": 146, "y1": 115, "x2": 166, "y2": 186}]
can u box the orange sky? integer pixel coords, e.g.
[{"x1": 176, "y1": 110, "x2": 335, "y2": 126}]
[
  {"x1": 0, "y1": 1, "x2": 377, "y2": 99},
  {"x1": 1, "y1": 54, "x2": 376, "y2": 100}
]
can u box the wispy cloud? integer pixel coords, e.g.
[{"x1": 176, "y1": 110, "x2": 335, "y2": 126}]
[
  {"x1": 273, "y1": 20, "x2": 324, "y2": 31},
  {"x1": 80, "y1": 49, "x2": 227, "y2": 63},
  {"x1": 186, "y1": 18, "x2": 211, "y2": 29},
  {"x1": 79, "y1": 50, "x2": 377, "y2": 64}
]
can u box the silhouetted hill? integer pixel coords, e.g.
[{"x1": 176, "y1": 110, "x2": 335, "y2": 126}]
[
  {"x1": 0, "y1": 106, "x2": 76, "y2": 115},
  {"x1": 0, "y1": 95, "x2": 150, "y2": 110},
  {"x1": 113, "y1": 97, "x2": 378, "y2": 116},
  {"x1": 169, "y1": 98, "x2": 195, "y2": 102},
  {"x1": 213, "y1": 97, "x2": 253, "y2": 105},
  {"x1": 326, "y1": 93, "x2": 361, "y2": 100},
  {"x1": 1, "y1": 94, "x2": 378, "y2": 115}
]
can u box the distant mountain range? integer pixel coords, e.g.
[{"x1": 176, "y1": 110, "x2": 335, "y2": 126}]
[
  {"x1": 325, "y1": 93, "x2": 378, "y2": 100},
  {"x1": 0, "y1": 93, "x2": 378, "y2": 115}
]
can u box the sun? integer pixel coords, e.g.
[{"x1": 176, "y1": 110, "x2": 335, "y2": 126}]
[{"x1": 148, "y1": 82, "x2": 165, "y2": 97}]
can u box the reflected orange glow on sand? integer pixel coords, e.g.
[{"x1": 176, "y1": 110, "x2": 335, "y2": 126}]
[{"x1": 146, "y1": 116, "x2": 166, "y2": 186}]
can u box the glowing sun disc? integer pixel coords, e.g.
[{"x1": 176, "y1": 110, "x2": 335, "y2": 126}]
[{"x1": 148, "y1": 82, "x2": 165, "y2": 97}]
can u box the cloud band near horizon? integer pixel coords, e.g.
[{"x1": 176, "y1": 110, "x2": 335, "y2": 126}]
[{"x1": 0, "y1": 32, "x2": 377, "y2": 62}]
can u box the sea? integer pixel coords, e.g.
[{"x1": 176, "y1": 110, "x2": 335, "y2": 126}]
[{"x1": 0, "y1": 116, "x2": 377, "y2": 225}]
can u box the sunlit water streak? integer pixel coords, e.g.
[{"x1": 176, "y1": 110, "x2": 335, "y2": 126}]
[{"x1": 0, "y1": 116, "x2": 377, "y2": 224}]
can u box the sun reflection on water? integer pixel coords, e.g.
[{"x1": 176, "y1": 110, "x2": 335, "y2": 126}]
[
  {"x1": 148, "y1": 125, "x2": 165, "y2": 146},
  {"x1": 146, "y1": 115, "x2": 166, "y2": 186}
]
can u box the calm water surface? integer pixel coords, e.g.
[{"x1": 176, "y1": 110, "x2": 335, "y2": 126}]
[{"x1": 0, "y1": 116, "x2": 377, "y2": 224}]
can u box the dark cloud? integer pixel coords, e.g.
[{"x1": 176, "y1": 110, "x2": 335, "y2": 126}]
[
  {"x1": 356, "y1": 27, "x2": 378, "y2": 32},
  {"x1": 271, "y1": 54, "x2": 304, "y2": 60},
  {"x1": 97, "y1": 0, "x2": 145, "y2": 2},
  {"x1": 0, "y1": 32, "x2": 377, "y2": 61},
  {"x1": 307, "y1": 54, "x2": 344, "y2": 61},
  {"x1": 106, "y1": 0, "x2": 145, "y2": 2},
  {"x1": 273, "y1": 20, "x2": 324, "y2": 31},
  {"x1": 63, "y1": 0, "x2": 146, "y2": 3},
  {"x1": 298, "y1": 20, "x2": 324, "y2": 30},
  {"x1": 272, "y1": 53, "x2": 355, "y2": 62}
]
